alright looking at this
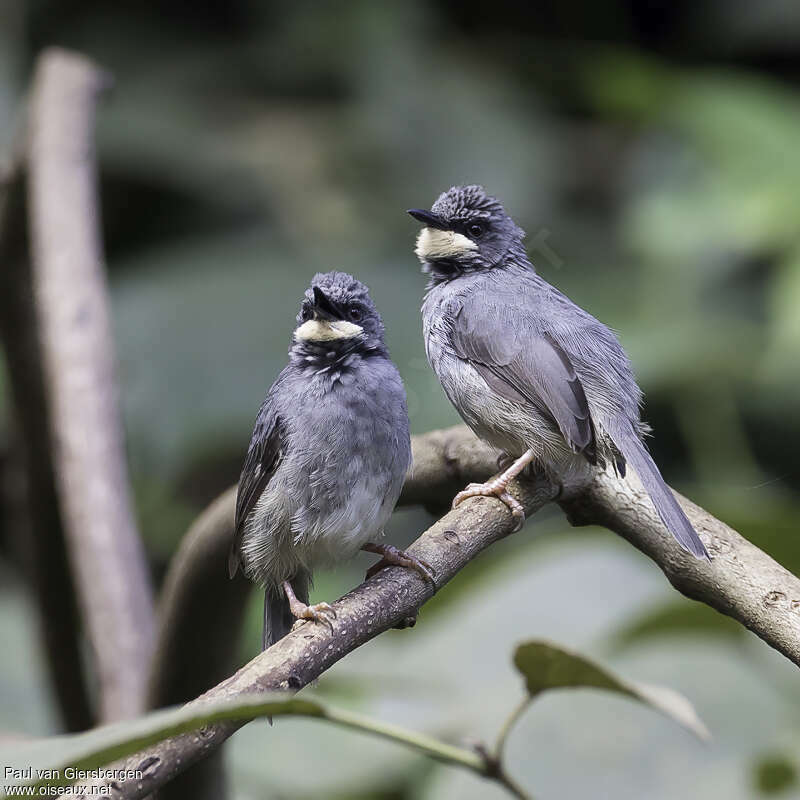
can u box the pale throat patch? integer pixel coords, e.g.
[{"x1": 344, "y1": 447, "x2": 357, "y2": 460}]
[
  {"x1": 294, "y1": 319, "x2": 363, "y2": 342},
  {"x1": 415, "y1": 227, "x2": 478, "y2": 263}
]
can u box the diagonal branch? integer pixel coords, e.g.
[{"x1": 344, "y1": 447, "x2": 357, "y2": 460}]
[
  {"x1": 26, "y1": 49, "x2": 154, "y2": 722},
  {"x1": 68, "y1": 424, "x2": 800, "y2": 798},
  {"x1": 143, "y1": 427, "x2": 503, "y2": 721},
  {"x1": 560, "y1": 468, "x2": 800, "y2": 666},
  {"x1": 412, "y1": 426, "x2": 800, "y2": 667},
  {"x1": 69, "y1": 466, "x2": 558, "y2": 799}
]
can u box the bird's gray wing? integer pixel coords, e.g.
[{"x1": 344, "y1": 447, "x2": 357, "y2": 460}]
[
  {"x1": 229, "y1": 393, "x2": 285, "y2": 578},
  {"x1": 448, "y1": 294, "x2": 597, "y2": 462}
]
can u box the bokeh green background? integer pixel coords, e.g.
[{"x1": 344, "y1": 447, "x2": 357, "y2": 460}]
[{"x1": 2, "y1": 1, "x2": 800, "y2": 798}]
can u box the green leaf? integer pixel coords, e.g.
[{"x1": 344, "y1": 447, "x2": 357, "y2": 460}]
[
  {"x1": 753, "y1": 752, "x2": 798, "y2": 795},
  {"x1": 0, "y1": 694, "x2": 324, "y2": 793},
  {"x1": 513, "y1": 640, "x2": 709, "y2": 741},
  {"x1": 0, "y1": 692, "x2": 485, "y2": 796}
]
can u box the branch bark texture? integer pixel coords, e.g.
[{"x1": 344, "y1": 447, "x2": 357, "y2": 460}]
[
  {"x1": 27, "y1": 49, "x2": 154, "y2": 722},
  {"x1": 561, "y1": 469, "x2": 800, "y2": 665},
  {"x1": 69, "y1": 426, "x2": 800, "y2": 798},
  {"x1": 0, "y1": 133, "x2": 92, "y2": 732}
]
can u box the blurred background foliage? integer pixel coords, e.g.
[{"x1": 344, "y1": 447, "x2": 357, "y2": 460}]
[{"x1": 1, "y1": 1, "x2": 800, "y2": 798}]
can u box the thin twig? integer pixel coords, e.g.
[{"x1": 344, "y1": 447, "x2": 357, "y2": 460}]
[
  {"x1": 495, "y1": 768, "x2": 533, "y2": 800},
  {"x1": 494, "y1": 695, "x2": 533, "y2": 761},
  {"x1": 324, "y1": 708, "x2": 534, "y2": 799},
  {"x1": 324, "y1": 707, "x2": 486, "y2": 773},
  {"x1": 474, "y1": 742, "x2": 533, "y2": 800}
]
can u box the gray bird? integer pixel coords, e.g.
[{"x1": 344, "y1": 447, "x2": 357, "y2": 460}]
[
  {"x1": 229, "y1": 271, "x2": 433, "y2": 650},
  {"x1": 408, "y1": 185, "x2": 708, "y2": 559}
]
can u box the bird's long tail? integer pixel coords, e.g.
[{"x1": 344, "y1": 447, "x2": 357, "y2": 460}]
[
  {"x1": 263, "y1": 571, "x2": 310, "y2": 651},
  {"x1": 611, "y1": 424, "x2": 708, "y2": 560}
]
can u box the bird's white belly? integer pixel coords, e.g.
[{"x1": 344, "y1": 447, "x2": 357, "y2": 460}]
[
  {"x1": 294, "y1": 477, "x2": 390, "y2": 567},
  {"x1": 240, "y1": 470, "x2": 395, "y2": 586}
]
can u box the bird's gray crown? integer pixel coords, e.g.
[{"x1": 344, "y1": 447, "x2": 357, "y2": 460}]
[
  {"x1": 304, "y1": 271, "x2": 373, "y2": 311},
  {"x1": 431, "y1": 184, "x2": 507, "y2": 222}
]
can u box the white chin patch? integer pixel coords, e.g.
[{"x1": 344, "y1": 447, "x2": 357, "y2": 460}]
[
  {"x1": 294, "y1": 319, "x2": 363, "y2": 342},
  {"x1": 414, "y1": 227, "x2": 477, "y2": 263}
]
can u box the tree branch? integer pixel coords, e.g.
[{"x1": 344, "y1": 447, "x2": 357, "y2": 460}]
[
  {"x1": 147, "y1": 487, "x2": 249, "y2": 710},
  {"x1": 69, "y1": 464, "x2": 559, "y2": 799},
  {"x1": 402, "y1": 424, "x2": 500, "y2": 509},
  {"x1": 409, "y1": 425, "x2": 800, "y2": 667},
  {"x1": 72, "y1": 424, "x2": 800, "y2": 797},
  {"x1": 560, "y1": 468, "x2": 800, "y2": 666},
  {"x1": 0, "y1": 124, "x2": 92, "y2": 732},
  {"x1": 26, "y1": 49, "x2": 154, "y2": 721}
]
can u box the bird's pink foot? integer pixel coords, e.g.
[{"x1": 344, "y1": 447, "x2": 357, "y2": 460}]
[
  {"x1": 282, "y1": 580, "x2": 336, "y2": 630},
  {"x1": 452, "y1": 448, "x2": 536, "y2": 533},
  {"x1": 363, "y1": 542, "x2": 435, "y2": 583},
  {"x1": 452, "y1": 480, "x2": 525, "y2": 531}
]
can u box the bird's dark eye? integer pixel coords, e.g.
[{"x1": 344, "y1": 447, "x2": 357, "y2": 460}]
[
  {"x1": 467, "y1": 222, "x2": 485, "y2": 238},
  {"x1": 348, "y1": 305, "x2": 363, "y2": 323},
  {"x1": 301, "y1": 305, "x2": 313, "y2": 322}
]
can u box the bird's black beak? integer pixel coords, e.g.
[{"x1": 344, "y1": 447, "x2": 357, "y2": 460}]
[
  {"x1": 311, "y1": 286, "x2": 343, "y2": 321},
  {"x1": 407, "y1": 209, "x2": 449, "y2": 230}
]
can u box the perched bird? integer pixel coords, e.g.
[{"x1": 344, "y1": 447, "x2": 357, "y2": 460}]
[
  {"x1": 230, "y1": 271, "x2": 433, "y2": 650},
  {"x1": 408, "y1": 185, "x2": 708, "y2": 559}
]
